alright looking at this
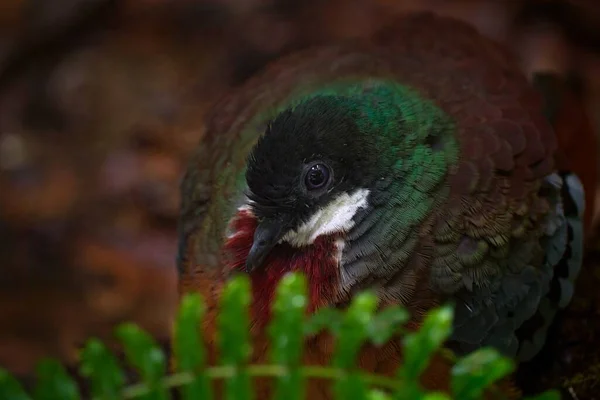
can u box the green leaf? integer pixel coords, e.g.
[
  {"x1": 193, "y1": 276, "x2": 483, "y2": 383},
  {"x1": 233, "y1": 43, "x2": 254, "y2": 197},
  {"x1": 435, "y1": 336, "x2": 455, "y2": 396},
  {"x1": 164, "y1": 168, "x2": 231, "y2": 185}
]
[
  {"x1": 304, "y1": 307, "x2": 342, "y2": 336},
  {"x1": 173, "y1": 293, "x2": 212, "y2": 400},
  {"x1": 332, "y1": 292, "x2": 378, "y2": 400},
  {"x1": 79, "y1": 338, "x2": 125, "y2": 400},
  {"x1": 0, "y1": 368, "x2": 31, "y2": 400},
  {"x1": 338, "y1": 372, "x2": 371, "y2": 400},
  {"x1": 367, "y1": 306, "x2": 409, "y2": 346},
  {"x1": 217, "y1": 275, "x2": 252, "y2": 400},
  {"x1": 268, "y1": 272, "x2": 307, "y2": 400},
  {"x1": 333, "y1": 292, "x2": 378, "y2": 369},
  {"x1": 524, "y1": 390, "x2": 561, "y2": 400},
  {"x1": 398, "y1": 305, "x2": 453, "y2": 383},
  {"x1": 393, "y1": 381, "x2": 424, "y2": 400},
  {"x1": 368, "y1": 390, "x2": 392, "y2": 400},
  {"x1": 33, "y1": 359, "x2": 80, "y2": 400},
  {"x1": 451, "y1": 347, "x2": 514, "y2": 400},
  {"x1": 421, "y1": 393, "x2": 452, "y2": 400},
  {"x1": 116, "y1": 323, "x2": 169, "y2": 400}
]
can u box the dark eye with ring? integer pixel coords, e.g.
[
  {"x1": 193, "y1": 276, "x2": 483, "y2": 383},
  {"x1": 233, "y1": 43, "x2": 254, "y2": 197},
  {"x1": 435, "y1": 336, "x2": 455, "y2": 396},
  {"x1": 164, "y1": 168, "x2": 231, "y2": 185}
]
[{"x1": 304, "y1": 163, "x2": 331, "y2": 190}]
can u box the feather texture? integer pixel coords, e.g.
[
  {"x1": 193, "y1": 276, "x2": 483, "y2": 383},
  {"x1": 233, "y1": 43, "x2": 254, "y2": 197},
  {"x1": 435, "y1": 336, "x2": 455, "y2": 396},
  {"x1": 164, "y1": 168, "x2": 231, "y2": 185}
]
[{"x1": 176, "y1": 11, "x2": 590, "y2": 397}]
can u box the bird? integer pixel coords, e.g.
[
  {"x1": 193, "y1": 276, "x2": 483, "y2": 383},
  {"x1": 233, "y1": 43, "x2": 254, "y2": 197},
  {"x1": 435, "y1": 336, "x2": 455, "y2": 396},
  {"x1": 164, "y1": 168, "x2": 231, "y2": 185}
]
[{"x1": 176, "y1": 12, "x2": 594, "y2": 398}]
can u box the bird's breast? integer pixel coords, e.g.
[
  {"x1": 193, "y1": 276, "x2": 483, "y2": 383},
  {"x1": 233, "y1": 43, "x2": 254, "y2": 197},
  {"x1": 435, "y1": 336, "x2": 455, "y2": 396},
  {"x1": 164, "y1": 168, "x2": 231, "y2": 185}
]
[{"x1": 224, "y1": 209, "x2": 344, "y2": 327}]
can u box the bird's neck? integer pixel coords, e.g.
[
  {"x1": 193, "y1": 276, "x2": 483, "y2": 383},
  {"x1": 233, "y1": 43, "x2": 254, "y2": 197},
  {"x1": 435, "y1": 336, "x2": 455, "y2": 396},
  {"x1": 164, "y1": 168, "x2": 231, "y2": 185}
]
[
  {"x1": 223, "y1": 209, "x2": 343, "y2": 328},
  {"x1": 336, "y1": 194, "x2": 439, "y2": 311}
]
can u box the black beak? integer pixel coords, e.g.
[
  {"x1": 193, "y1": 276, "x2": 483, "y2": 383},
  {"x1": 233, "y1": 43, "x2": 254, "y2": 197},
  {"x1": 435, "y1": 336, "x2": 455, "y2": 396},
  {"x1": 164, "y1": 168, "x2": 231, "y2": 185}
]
[{"x1": 245, "y1": 219, "x2": 287, "y2": 273}]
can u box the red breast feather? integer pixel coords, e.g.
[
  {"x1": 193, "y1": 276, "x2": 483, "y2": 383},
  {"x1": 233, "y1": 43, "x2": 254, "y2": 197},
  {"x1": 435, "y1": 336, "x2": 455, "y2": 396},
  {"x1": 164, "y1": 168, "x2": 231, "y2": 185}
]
[{"x1": 224, "y1": 209, "x2": 342, "y2": 327}]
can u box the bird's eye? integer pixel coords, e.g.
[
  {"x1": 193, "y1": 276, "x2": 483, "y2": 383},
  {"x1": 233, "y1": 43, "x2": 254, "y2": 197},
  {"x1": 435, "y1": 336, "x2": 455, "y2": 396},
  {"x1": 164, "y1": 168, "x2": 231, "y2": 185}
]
[{"x1": 304, "y1": 163, "x2": 330, "y2": 190}]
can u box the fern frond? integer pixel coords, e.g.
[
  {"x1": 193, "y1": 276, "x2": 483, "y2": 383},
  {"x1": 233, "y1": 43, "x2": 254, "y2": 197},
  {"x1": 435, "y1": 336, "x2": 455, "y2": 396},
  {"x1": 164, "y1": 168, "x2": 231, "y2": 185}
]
[{"x1": 0, "y1": 272, "x2": 560, "y2": 400}]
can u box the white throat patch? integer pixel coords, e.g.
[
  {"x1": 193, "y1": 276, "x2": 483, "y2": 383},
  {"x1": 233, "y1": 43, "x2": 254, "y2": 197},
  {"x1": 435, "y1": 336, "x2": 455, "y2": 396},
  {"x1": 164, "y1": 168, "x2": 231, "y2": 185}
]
[{"x1": 280, "y1": 189, "x2": 370, "y2": 247}]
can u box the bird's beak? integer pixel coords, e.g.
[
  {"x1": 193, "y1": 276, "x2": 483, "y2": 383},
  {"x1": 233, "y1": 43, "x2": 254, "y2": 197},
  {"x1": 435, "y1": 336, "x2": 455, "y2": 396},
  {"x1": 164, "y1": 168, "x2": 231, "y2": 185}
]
[{"x1": 245, "y1": 219, "x2": 287, "y2": 273}]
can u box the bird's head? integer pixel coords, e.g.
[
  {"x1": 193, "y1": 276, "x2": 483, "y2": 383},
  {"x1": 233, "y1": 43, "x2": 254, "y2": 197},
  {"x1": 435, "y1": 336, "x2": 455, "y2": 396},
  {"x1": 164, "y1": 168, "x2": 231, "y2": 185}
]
[
  {"x1": 221, "y1": 81, "x2": 458, "y2": 323},
  {"x1": 243, "y1": 94, "x2": 384, "y2": 272}
]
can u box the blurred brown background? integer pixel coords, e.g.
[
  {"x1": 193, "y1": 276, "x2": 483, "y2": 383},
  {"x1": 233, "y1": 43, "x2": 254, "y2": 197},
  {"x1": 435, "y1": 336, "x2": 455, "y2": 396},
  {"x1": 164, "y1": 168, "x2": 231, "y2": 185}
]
[{"x1": 1, "y1": 0, "x2": 600, "y2": 398}]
